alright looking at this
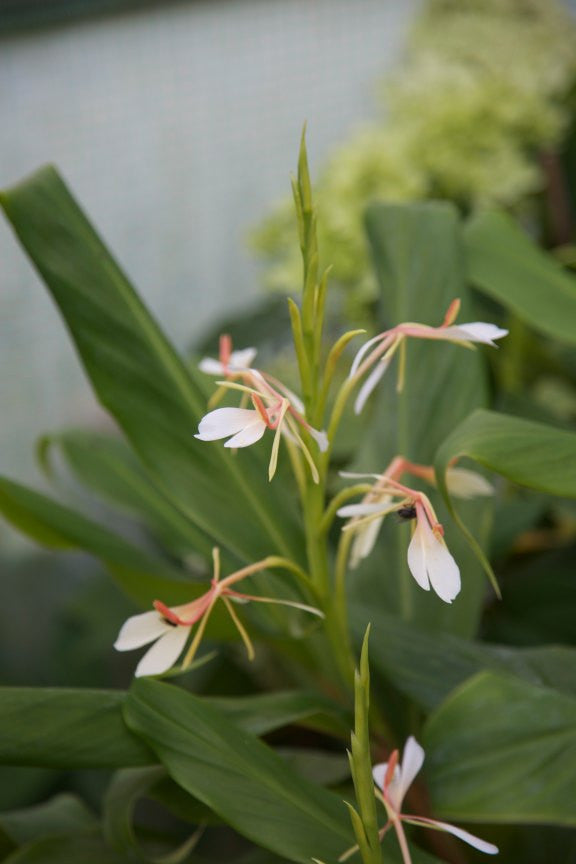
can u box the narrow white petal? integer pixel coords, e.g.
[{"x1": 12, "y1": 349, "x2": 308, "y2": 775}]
[
  {"x1": 229, "y1": 348, "x2": 257, "y2": 369},
  {"x1": 354, "y1": 360, "x2": 390, "y2": 414},
  {"x1": 425, "y1": 532, "x2": 461, "y2": 603},
  {"x1": 442, "y1": 323, "x2": 508, "y2": 346},
  {"x1": 114, "y1": 611, "x2": 170, "y2": 651},
  {"x1": 134, "y1": 625, "x2": 190, "y2": 677},
  {"x1": 308, "y1": 427, "x2": 329, "y2": 452},
  {"x1": 350, "y1": 517, "x2": 383, "y2": 567},
  {"x1": 446, "y1": 467, "x2": 494, "y2": 499},
  {"x1": 339, "y1": 471, "x2": 383, "y2": 481},
  {"x1": 350, "y1": 334, "x2": 386, "y2": 377},
  {"x1": 372, "y1": 762, "x2": 387, "y2": 790},
  {"x1": 405, "y1": 817, "x2": 498, "y2": 855},
  {"x1": 406, "y1": 520, "x2": 432, "y2": 593},
  {"x1": 396, "y1": 737, "x2": 425, "y2": 808},
  {"x1": 195, "y1": 407, "x2": 260, "y2": 441},
  {"x1": 337, "y1": 502, "x2": 389, "y2": 518},
  {"x1": 198, "y1": 358, "x2": 224, "y2": 375},
  {"x1": 224, "y1": 418, "x2": 267, "y2": 448}
]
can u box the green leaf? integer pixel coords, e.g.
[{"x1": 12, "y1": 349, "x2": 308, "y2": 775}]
[
  {"x1": 0, "y1": 166, "x2": 303, "y2": 565},
  {"x1": 0, "y1": 794, "x2": 96, "y2": 846},
  {"x1": 124, "y1": 679, "x2": 353, "y2": 864},
  {"x1": 424, "y1": 672, "x2": 576, "y2": 825},
  {"x1": 434, "y1": 409, "x2": 576, "y2": 588},
  {"x1": 436, "y1": 409, "x2": 576, "y2": 500},
  {"x1": 0, "y1": 689, "x2": 153, "y2": 768},
  {"x1": 39, "y1": 431, "x2": 202, "y2": 559},
  {"x1": 354, "y1": 201, "x2": 491, "y2": 636},
  {"x1": 465, "y1": 209, "x2": 576, "y2": 346},
  {"x1": 352, "y1": 604, "x2": 576, "y2": 711},
  {"x1": 2, "y1": 832, "x2": 128, "y2": 864},
  {"x1": 0, "y1": 476, "x2": 193, "y2": 606}
]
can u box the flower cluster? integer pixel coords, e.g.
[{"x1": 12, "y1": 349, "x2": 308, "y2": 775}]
[
  {"x1": 195, "y1": 336, "x2": 328, "y2": 482},
  {"x1": 338, "y1": 455, "x2": 493, "y2": 603},
  {"x1": 114, "y1": 548, "x2": 321, "y2": 676}
]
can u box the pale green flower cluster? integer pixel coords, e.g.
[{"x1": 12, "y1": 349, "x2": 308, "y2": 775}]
[{"x1": 253, "y1": 0, "x2": 576, "y2": 301}]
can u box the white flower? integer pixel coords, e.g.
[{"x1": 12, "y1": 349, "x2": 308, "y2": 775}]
[
  {"x1": 349, "y1": 299, "x2": 508, "y2": 412},
  {"x1": 407, "y1": 502, "x2": 460, "y2": 603},
  {"x1": 373, "y1": 737, "x2": 498, "y2": 857},
  {"x1": 195, "y1": 406, "x2": 267, "y2": 448},
  {"x1": 445, "y1": 466, "x2": 494, "y2": 498},
  {"x1": 199, "y1": 347, "x2": 257, "y2": 376},
  {"x1": 114, "y1": 608, "x2": 195, "y2": 678}
]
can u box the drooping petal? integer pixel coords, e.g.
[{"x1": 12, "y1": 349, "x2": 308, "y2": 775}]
[
  {"x1": 349, "y1": 333, "x2": 387, "y2": 377},
  {"x1": 354, "y1": 359, "x2": 390, "y2": 414},
  {"x1": 308, "y1": 426, "x2": 329, "y2": 452},
  {"x1": 372, "y1": 762, "x2": 388, "y2": 791},
  {"x1": 446, "y1": 467, "x2": 494, "y2": 499},
  {"x1": 224, "y1": 418, "x2": 267, "y2": 448},
  {"x1": 394, "y1": 737, "x2": 425, "y2": 810},
  {"x1": 407, "y1": 512, "x2": 460, "y2": 603},
  {"x1": 195, "y1": 407, "x2": 261, "y2": 441},
  {"x1": 441, "y1": 322, "x2": 508, "y2": 346},
  {"x1": 114, "y1": 611, "x2": 170, "y2": 651},
  {"x1": 403, "y1": 816, "x2": 498, "y2": 855},
  {"x1": 350, "y1": 516, "x2": 384, "y2": 568},
  {"x1": 134, "y1": 625, "x2": 190, "y2": 677}
]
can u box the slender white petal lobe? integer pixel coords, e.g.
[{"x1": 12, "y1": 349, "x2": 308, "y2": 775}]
[
  {"x1": 114, "y1": 611, "x2": 170, "y2": 651},
  {"x1": 396, "y1": 737, "x2": 425, "y2": 809},
  {"x1": 406, "y1": 817, "x2": 498, "y2": 855},
  {"x1": 354, "y1": 360, "x2": 390, "y2": 415},
  {"x1": 135, "y1": 626, "x2": 189, "y2": 677},
  {"x1": 195, "y1": 408, "x2": 262, "y2": 442},
  {"x1": 441, "y1": 322, "x2": 508, "y2": 346},
  {"x1": 407, "y1": 517, "x2": 460, "y2": 603},
  {"x1": 224, "y1": 419, "x2": 267, "y2": 448},
  {"x1": 446, "y1": 467, "x2": 494, "y2": 499}
]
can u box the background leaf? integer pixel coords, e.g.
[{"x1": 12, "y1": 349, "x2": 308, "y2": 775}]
[
  {"x1": 424, "y1": 671, "x2": 576, "y2": 826},
  {"x1": 465, "y1": 209, "x2": 576, "y2": 346},
  {"x1": 124, "y1": 679, "x2": 354, "y2": 864}
]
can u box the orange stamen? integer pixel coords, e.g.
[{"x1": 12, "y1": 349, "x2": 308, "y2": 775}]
[
  {"x1": 385, "y1": 750, "x2": 399, "y2": 792},
  {"x1": 153, "y1": 599, "x2": 180, "y2": 625},
  {"x1": 219, "y1": 333, "x2": 232, "y2": 370},
  {"x1": 441, "y1": 298, "x2": 461, "y2": 328}
]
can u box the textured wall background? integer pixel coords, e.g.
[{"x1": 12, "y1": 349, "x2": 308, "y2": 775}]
[{"x1": 0, "y1": 0, "x2": 420, "y2": 515}]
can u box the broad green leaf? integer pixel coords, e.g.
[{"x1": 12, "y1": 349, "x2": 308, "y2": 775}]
[
  {"x1": 2, "y1": 832, "x2": 128, "y2": 864},
  {"x1": 424, "y1": 672, "x2": 576, "y2": 825},
  {"x1": 103, "y1": 767, "x2": 202, "y2": 864},
  {"x1": 0, "y1": 167, "x2": 303, "y2": 565},
  {"x1": 0, "y1": 477, "x2": 194, "y2": 606},
  {"x1": 436, "y1": 409, "x2": 576, "y2": 500},
  {"x1": 465, "y1": 209, "x2": 576, "y2": 346},
  {"x1": 353, "y1": 202, "x2": 491, "y2": 636},
  {"x1": 39, "y1": 431, "x2": 202, "y2": 559},
  {"x1": 0, "y1": 794, "x2": 96, "y2": 846},
  {"x1": 352, "y1": 604, "x2": 576, "y2": 711},
  {"x1": 0, "y1": 689, "x2": 153, "y2": 768},
  {"x1": 124, "y1": 679, "x2": 354, "y2": 864},
  {"x1": 434, "y1": 409, "x2": 576, "y2": 587},
  {"x1": 0, "y1": 687, "x2": 344, "y2": 771}
]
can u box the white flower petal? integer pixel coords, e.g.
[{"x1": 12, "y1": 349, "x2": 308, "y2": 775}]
[
  {"x1": 309, "y1": 427, "x2": 329, "y2": 452},
  {"x1": 350, "y1": 334, "x2": 386, "y2": 377},
  {"x1": 395, "y1": 737, "x2": 425, "y2": 809},
  {"x1": 354, "y1": 360, "x2": 390, "y2": 415},
  {"x1": 114, "y1": 611, "x2": 170, "y2": 651},
  {"x1": 407, "y1": 516, "x2": 460, "y2": 603},
  {"x1": 372, "y1": 762, "x2": 387, "y2": 790},
  {"x1": 135, "y1": 625, "x2": 190, "y2": 677},
  {"x1": 337, "y1": 502, "x2": 389, "y2": 518},
  {"x1": 405, "y1": 817, "x2": 498, "y2": 855},
  {"x1": 339, "y1": 472, "x2": 383, "y2": 481},
  {"x1": 198, "y1": 358, "x2": 224, "y2": 375},
  {"x1": 441, "y1": 323, "x2": 508, "y2": 346},
  {"x1": 229, "y1": 348, "x2": 257, "y2": 369},
  {"x1": 224, "y1": 418, "x2": 267, "y2": 448},
  {"x1": 446, "y1": 467, "x2": 494, "y2": 499},
  {"x1": 195, "y1": 407, "x2": 261, "y2": 441},
  {"x1": 406, "y1": 519, "x2": 432, "y2": 593},
  {"x1": 350, "y1": 516, "x2": 383, "y2": 568}
]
